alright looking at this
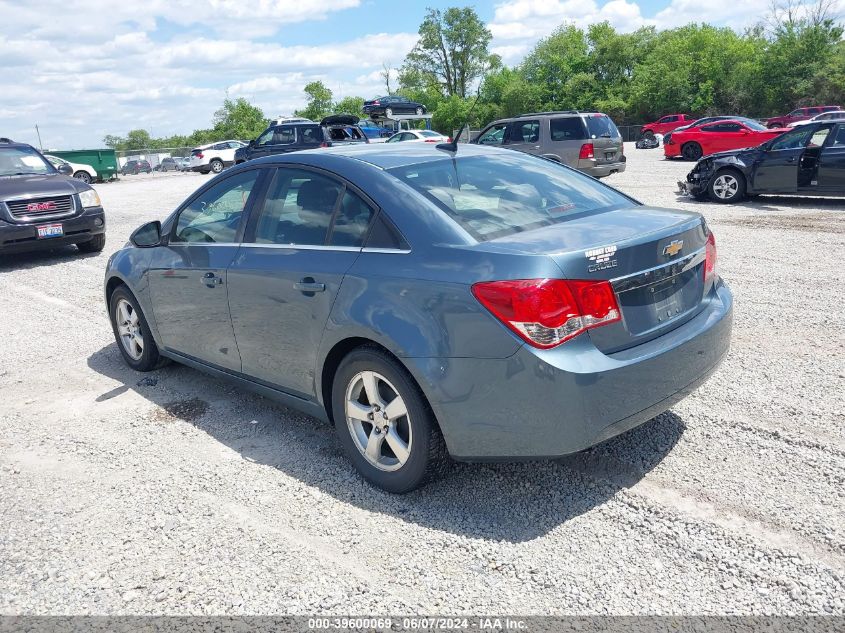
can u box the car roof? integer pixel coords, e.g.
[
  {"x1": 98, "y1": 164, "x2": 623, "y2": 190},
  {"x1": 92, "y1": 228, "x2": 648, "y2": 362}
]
[
  {"x1": 0, "y1": 138, "x2": 38, "y2": 150},
  {"x1": 245, "y1": 142, "x2": 497, "y2": 170}
]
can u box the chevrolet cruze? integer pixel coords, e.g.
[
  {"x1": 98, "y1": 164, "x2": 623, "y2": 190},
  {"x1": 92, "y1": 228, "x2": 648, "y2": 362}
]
[{"x1": 104, "y1": 144, "x2": 732, "y2": 492}]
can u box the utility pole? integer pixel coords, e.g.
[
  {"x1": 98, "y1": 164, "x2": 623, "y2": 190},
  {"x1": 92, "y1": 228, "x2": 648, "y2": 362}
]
[{"x1": 35, "y1": 124, "x2": 44, "y2": 151}]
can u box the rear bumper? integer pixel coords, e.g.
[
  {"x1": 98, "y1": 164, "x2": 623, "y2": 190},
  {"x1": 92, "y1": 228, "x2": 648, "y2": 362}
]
[
  {"x1": 409, "y1": 280, "x2": 733, "y2": 460},
  {"x1": 578, "y1": 158, "x2": 627, "y2": 178},
  {"x1": 0, "y1": 207, "x2": 105, "y2": 253}
]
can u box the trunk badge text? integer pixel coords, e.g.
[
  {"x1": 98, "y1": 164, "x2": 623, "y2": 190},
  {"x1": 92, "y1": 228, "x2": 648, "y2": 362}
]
[
  {"x1": 585, "y1": 245, "x2": 618, "y2": 273},
  {"x1": 663, "y1": 240, "x2": 684, "y2": 257}
]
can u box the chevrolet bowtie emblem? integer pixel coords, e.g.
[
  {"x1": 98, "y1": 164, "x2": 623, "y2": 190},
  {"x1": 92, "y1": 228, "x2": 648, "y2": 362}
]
[{"x1": 663, "y1": 240, "x2": 683, "y2": 257}]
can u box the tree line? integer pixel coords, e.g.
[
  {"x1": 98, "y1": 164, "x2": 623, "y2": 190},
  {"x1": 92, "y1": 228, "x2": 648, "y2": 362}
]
[{"x1": 104, "y1": 0, "x2": 844, "y2": 149}]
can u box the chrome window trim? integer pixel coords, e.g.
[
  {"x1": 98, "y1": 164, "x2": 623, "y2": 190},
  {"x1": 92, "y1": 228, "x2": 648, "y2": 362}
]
[
  {"x1": 361, "y1": 247, "x2": 412, "y2": 254},
  {"x1": 611, "y1": 247, "x2": 706, "y2": 294},
  {"x1": 239, "y1": 243, "x2": 363, "y2": 252}
]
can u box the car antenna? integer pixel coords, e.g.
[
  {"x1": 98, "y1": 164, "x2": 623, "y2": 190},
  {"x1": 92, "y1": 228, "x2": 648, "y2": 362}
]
[{"x1": 436, "y1": 86, "x2": 482, "y2": 154}]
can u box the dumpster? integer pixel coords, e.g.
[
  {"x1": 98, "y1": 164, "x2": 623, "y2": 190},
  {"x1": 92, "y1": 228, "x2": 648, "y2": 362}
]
[{"x1": 50, "y1": 149, "x2": 119, "y2": 182}]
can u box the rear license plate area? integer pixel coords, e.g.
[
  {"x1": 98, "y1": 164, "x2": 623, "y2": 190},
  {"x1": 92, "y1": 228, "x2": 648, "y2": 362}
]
[
  {"x1": 605, "y1": 152, "x2": 615, "y2": 160},
  {"x1": 37, "y1": 224, "x2": 64, "y2": 239},
  {"x1": 615, "y1": 267, "x2": 703, "y2": 335}
]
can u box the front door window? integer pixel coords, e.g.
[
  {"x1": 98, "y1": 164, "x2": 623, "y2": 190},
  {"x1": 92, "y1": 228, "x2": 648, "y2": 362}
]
[{"x1": 172, "y1": 170, "x2": 259, "y2": 243}]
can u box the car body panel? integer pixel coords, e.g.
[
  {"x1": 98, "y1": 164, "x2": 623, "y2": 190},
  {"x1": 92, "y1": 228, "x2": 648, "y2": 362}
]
[
  {"x1": 763, "y1": 105, "x2": 842, "y2": 128},
  {"x1": 363, "y1": 96, "x2": 427, "y2": 117},
  {"x1": 106, "y1": 144, "x2": 732, "y2": 460}
]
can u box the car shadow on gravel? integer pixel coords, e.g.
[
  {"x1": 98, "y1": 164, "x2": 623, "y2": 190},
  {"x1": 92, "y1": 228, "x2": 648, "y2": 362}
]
[
  {"x1": 88, "y1": 343, "x2": 686, "y2": 543},
  {"x1": 0, "y1": 245, "x2": 101, "y2": 271}
]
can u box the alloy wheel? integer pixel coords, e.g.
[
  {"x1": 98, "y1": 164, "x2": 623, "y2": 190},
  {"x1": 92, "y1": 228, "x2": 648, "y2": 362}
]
[
  {"x1": 115, "y1": 298, "x2": 144, "y2": 361},
  {"x1": 712, "y1": 174, "x2": 739, "y2": 200},
  {"x1": 75, "y1": 172, "x2": 91, "y2": 184},
  {"x1": 345, "y1": 370, "x2": 412, "y2": 472}
]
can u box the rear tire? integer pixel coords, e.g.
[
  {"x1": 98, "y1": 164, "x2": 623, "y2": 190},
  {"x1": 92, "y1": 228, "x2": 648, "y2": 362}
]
[
  {"x1": 77, "y1": 233, "x2": 105, "y2": 253},
  {"x1": 74, "y1": 171, "x2": 92, "y2": 184},
  {"x1": 415, "y1": 107, "x2": 424, "y2": 116},
  {"x1": 681, "y1": 142, "x2": 702, "y2": 161},
  {"x1": 642, "y1": 130, "x2": 655, "y2": 140},
  {"x1": 708, "y1": 169, "x2": 746, "y2": 203},
  {"x1": 210, "y1": 159, "x2": 224, "y2": 174},
  {"x1": 332, "y1": 346, "x2": 447, "y2": 493},
  {"x1": 108, "y1": 285, "x2": 164, "y2": 372},
  {"x1": 385, "y1": 108, "x2": 393, "y2": 118}
]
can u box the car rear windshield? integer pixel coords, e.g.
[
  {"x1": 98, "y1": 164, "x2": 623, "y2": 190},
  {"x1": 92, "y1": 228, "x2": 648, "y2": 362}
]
[
  {"x1": 388, "y1": 153, "x2": 634, "y2": 242},
  {"x1": 0, "y1": 146, "x2": 54, "y2": 176},
  {"x1": 743, "y1": 120, "x2": 768, "y2": 131},
  {"x1": 585, "y1": 115, "x2": 620, "y2": 138}
]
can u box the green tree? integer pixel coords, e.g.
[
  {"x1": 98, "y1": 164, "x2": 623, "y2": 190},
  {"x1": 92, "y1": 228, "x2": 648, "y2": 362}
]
[
  {"x1": 296, "y1": 81, "x2": 334, "y2": 121},
  {"x1": 212, "y1": 97, "x2": 266, "y2": 140},
  {"x1": 402, "y1": 7, "x2": 497, "y2": 98},
  {"x1": 102, "y1": 134, "x2": 124, "y2": 149},
  {"x1": 334, "y1": 96, "x2": 365, "y2": 117},
  {"x1": 124, "y1": 129, "x2": 153, "y2": 150}
]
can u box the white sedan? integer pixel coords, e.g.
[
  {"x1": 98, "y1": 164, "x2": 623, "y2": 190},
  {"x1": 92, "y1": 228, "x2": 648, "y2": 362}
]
[
  {"x1": 44, "y1": 154, "x2": 98, "y2": 184},
  {"x1": 787, "y1": 111, "x2": 845, "y2": 127},
  {"x1": 385, "y1": 130, "x2": 451, "y2": 143}
]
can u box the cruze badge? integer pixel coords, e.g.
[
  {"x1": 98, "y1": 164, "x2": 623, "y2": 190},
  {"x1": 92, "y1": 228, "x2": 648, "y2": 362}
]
[
  {"x1": 585, "y1": 245, "x2": 618, "y2": 273},
  {"x1": 663, "y1": 240, "x2": 684, "y2": 257}
]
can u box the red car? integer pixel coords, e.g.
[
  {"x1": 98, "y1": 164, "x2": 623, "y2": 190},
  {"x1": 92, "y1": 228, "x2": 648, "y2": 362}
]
[
  {"x1": 664, "y1": 119, "x2": 789, "y2": 160},
  {"x1": 763, "y1": 105, "x2": 842, "y2": 129},
  {"x1": 640, "y1": 113, "x2": 695, "y2": 138}
]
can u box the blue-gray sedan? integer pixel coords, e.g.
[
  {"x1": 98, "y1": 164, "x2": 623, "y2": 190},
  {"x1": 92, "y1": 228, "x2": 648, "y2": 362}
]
[{"x1": 104, "y1": 144, "x2": 733, "y2": 492}]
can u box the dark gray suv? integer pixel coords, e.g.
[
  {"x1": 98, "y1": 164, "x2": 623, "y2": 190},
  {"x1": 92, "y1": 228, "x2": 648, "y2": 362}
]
[
  {"x1": 473, "y1": 111, "x2": 626, "y2": 178},
  {"x1": 0, "y1": 138, "x2": 106, "y2": 255}
]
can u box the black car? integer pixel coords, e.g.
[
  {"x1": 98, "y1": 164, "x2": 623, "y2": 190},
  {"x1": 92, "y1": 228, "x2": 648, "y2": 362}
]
[
  {"x1": 679, "y1": 121, "x2": 845, "y2": 203},
  {"x1": 235, "y1": 115, "x2": 368, "y2": 165},
  {"x1": 0, "y1": 138, "x2": 106, "y2": 255},
  {"x1": 362, "y1": 95, "x2": 426, "y2": 119},
  {"x1": 120, "y1": 159, "x2": 152, "y2": 175}
]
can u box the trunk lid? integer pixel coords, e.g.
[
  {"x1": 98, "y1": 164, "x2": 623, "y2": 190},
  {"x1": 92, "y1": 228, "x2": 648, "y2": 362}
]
[{"x1": 483, "y1": 206, "x2": 710, "y2": 353}]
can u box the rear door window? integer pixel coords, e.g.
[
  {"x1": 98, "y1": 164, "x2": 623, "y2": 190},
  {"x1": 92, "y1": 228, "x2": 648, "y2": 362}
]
[
  {"x1": 550, "y1": 118, "x2": 587, "y2": 141},
  {"x1": 250, "y1": 169, "x2": 342, "y2": 246}
]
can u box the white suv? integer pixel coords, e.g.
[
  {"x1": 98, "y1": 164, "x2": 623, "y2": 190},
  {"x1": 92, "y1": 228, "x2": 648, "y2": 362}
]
[{"x1": 189, "y1": 140, "x2": 246, "y2": 174}]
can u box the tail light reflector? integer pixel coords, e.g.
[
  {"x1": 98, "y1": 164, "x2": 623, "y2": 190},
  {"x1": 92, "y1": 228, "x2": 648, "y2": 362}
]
[
  {"x1": 579, "y1": 143, "x2": 594, "y2": 160},
  {"x1": 472, "y1": 278, "x2": 621, "y2": 349},
  {"x1": 704, "y1": 232, "x2": 717, "y2": 283}
]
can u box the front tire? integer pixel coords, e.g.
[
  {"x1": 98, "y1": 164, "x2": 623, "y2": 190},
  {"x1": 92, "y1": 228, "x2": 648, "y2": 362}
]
[
  {"x1": 642, "y1": 130, "x2": 655, "y2": 141},
  {"x1": 415, "y1": 107, "x2": 424, "y2": 116},
  {"x1": 384, "y1": 108, "x2": 393, "y2": 118},
  {"x1": 74, "y1": 171, "x2": 92, "y2": 184},
  {"x1": 681, "y1": 142, "x2": 702, "y2": 161},
  {"x1": 332, "y1": 346, "x2": 447, "y2": 493},
  {"x1": 708, "y1": 169, "x2": 746, "y2": 203},
  {"x1": 109, "y1": 285, "x2": 163, "y2": 372},
  {"x1": 77, "y1": 233, "x2": 105, "y2": 253}
]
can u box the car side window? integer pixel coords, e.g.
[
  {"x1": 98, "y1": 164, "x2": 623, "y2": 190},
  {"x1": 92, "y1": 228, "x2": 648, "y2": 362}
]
[
  {"x1": 256, "y1": 128, "x2": 275, "y2": 147},
  {"x1": 721, "y1": 123, "x2": 742, "y2": 132},
  {"x1": 550, "y1": 117, "x2": 587, "y2": 141},
  {"x1": 173, "y1": 170, "x2": 260, "y2": 244},
  {"x1": 251, "y1": 169, "x2": 342, "y2": 246},
  {"x1": 700, "y1": 125, "x2": 718, "y2": 132},
  {"x1": 505, "y1": 121, "x2": 540, "y2": 144},
  {"x1": 769, "y1": 127, "x2": 816, "y2": 151},
  {"x1": 329, "y1": 190, "x2": 375, "y2": 247},
  {"x1": 300, "y1": 126, "x2": 322, "y2": 145},
  {"x1": 808, "y1": 128, "x2": 832, "y2": 147},
  {"x1": 477, "y1": 124, "x2": 507, "y2": 145},
  {"x1": 831, "y1": 127, "x2": 845, "y2": 147}
]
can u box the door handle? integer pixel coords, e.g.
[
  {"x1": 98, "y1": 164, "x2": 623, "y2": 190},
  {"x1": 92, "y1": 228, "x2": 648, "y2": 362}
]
[
  {"x1": 201, "y1": 272, "x2": 223, "y2": 287},
  {"x1": 294, "y1": 280, "x2": 326, "y2": 293}
]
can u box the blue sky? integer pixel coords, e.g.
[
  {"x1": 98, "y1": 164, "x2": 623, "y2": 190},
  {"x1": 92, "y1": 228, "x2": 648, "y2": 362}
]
[{"x1": 0, "y1": 0, "x2": 785, "y2": 149}]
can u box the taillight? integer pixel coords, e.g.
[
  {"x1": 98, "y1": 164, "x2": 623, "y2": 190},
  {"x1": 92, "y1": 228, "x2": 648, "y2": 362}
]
[
  {"x1": 319, "y1": 141, "x2": 329, "y2": 148},
  {"x1": 471, "y1": 278, "x2": 621, "y2": 349},
  {"x1": 447, "y1": 137, "x2": 452, "y2": 143},
  {"x1": 373, "y1": 100, "x2": 380, "y2": 105},
  {"x1": 704, "y1": 232, "x2": 717, "y2": 283},
  {"x1": 195, "y1": 152, "x2": 203, "y2": 159},
  {"x1": 424, "y1": 139, "x2": 438, "y2": 142},
  {"x1": 579, "y1": 143, "x2": 594, "y2": 160}
]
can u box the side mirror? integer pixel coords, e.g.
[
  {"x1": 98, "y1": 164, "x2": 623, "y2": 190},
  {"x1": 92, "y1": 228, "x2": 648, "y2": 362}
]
[
  {"x1": 57, "y1": 163, "x2": 73, "y2": 176},
  {"x1": 130, "y1": 220, "x2": 162, "y2": 248}
]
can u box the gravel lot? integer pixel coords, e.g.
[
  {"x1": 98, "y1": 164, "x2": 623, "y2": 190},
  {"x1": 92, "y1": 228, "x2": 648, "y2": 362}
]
[{"x1": 1, "y1": 147, "x2": 843, "y2": 616}]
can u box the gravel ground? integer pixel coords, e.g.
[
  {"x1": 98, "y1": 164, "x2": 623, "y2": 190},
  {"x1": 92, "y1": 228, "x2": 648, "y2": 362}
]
[{"x1": 0, "y1": 147, "x2": 843, "y2": 616}]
